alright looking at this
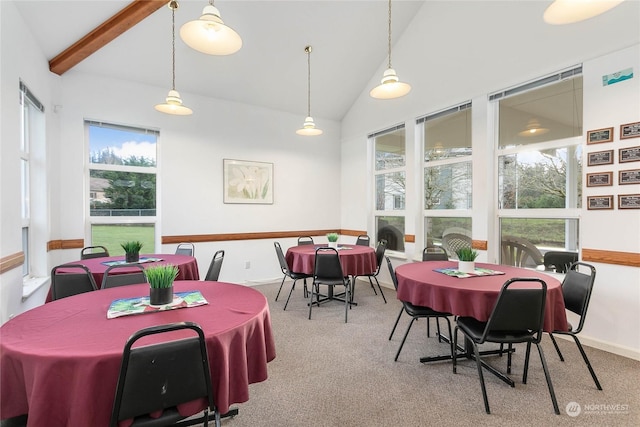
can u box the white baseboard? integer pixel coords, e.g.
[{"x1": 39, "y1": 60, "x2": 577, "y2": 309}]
[{"x1": 555, "y1": 333, "x2": 640, "y2": 361}]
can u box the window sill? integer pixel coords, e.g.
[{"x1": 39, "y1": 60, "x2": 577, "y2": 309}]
[{"x1": 22, "y1": 276, "x2": 50, "y2": 301}]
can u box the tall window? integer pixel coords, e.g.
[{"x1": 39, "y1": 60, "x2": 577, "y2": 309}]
[
  {"x1": 20, "y1": 82, "x2": 45, "y2": 277},
  {"x1": 372, "y1": 125, "x2": 406, "y2": 251},
  {"x1": 493, "y1": 68, "x2": 583, "y2": 268},
  {"x1": 420, "y1": 103, "x2": 472, "y2": 257},
  {"x1": 87, "y1": 122, "x2": 158, "y2": 255}
]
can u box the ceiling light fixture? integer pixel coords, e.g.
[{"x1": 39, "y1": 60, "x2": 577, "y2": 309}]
[
  {"x1": 518, "y1": 118, "x2": 549, "y2": 137},
  {"x1": 370, "y1": 0, "x2": 411, "y2": 99},
  {"x1": 155, "y1": 1, "x2": 192, "y2": 116},
  {"x1": 544, "y1": 0, "x2": 624, "y2": 25},
  {"x1": 180, "y1": 0, "x2": 242, "y2": 55},
  {"x1": 296, "y1": 46, "x2": 323, "y2": 136}
]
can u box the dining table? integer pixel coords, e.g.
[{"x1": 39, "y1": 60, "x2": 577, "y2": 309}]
[
  {"x1": 395, "y1": 260, "x2": 568, "y2": 384},
  {"x1": 285, "y1": 244, "x2": 377, "y2": 303},
  {"x1": 0, "y1": 280, "x2": 276, "y2": 426}
]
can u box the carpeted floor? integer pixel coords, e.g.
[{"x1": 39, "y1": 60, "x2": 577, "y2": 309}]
[{"x1": 210, "y1": 279, "x2": 639, "y2": 427}]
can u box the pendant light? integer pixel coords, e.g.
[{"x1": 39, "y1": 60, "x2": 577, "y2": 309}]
[
  {"x1": 155, "y1": 1, "x2": 193, "y2": 116},
  {"x1": 370, "y1": 0, "x2": 411, "y2": 99},
  {"x1": 544, "y1": 0, "x2": 624, "y2": 25},
  {"x1": 518, "y1": 118, "x2": 549, "y2": 137},
  {"x1": 180, "y1": 0, "x2": 242, "y2": 55},
  {"x1": 296, "y1": 46, "x2": 323, "y2": 136}
]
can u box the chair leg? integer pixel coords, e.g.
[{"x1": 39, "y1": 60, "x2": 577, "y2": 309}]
[
  {"x1": 372, "y1": 276, "x2": 387, "y2": 303},
  {"x1": 548, "y1": 332, "x2": 565, "y2": 361},
  {"x1": 507, "y1": 343, "x2": 513, "y2": 374},
  {"x1": 344, "y1": 285, "x2": 349, "y2": 323},
  {"x1": 535, "y1": 342, "x2": 560, "y2": 415},
  {"x1": 452, "y1": 326, "x2": 459, "y2": 373},
  {"x1": 442, "y1": 317, "x2": 454, "y2": 362},
  {"x1": 427, "y1": 318, "x2": 431, "y2": 337},
  {"x1": 571, "y1": 335, "x2": 603, "y2": 390},
  {"x1": 283, "y1": 280, "x2": 297, "y2": 311},
  {"x1": 472, "y1": 341, "x2": 491, "y2": 414},
  {"x1": 394, "y1": 318, "x2": 418, "y2": 361},
  {"x1": 523, "y1": 342, "x2": 532, "y2": 384},
  {"x1": 389, "y1": 308, "x2": 404, "y2": 340},
  {"x1": 367, "y1": 276, "x2": 378, "y2": 295},
  {"x1": 303, "y1": 278, "x2": 309, "y2": 299},
  {"x1": 275, "y1": 275, "x2": 286, "y2": 301},
  {"x1": 308, "y1": 283, "x2": 317, "y2": 320}
]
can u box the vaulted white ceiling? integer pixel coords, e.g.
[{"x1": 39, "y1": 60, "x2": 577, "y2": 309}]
[{"x1": 14, "y1": 0, "x2": 425, "y2": 121}]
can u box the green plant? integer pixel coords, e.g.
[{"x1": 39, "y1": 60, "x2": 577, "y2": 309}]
[
  {"x1": 145, "y1": 264, "x2": 178, "y2": 289},
  {"x1": 120, "y1": 240, "x2": 143, "y2": 254},
  {"x1": 326, "y1": 233, "x2": 339, "y2": 242},
  {"x1": 456, "y1": 247, "x2": 478, "y2": 261}
]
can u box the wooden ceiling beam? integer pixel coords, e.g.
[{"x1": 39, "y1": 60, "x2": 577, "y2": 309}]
[{"x1": 49, "y1": 0, "x2": 167, "y2": 75}]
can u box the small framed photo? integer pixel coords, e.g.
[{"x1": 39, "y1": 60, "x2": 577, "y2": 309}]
[
  {"x1": 587, "y1": 127, "x2": 614, "y2": 144},
  {"x1": 620, "y1": 121, "x2": 640, "y2": 140},
  {"x1": 619, "y1": 169, "x2": 640, "y2": 185},
  {"x1": 619, "y1": 194, "x2": 640, "y2": 209},
  {"x1": 587, "y1": 195, "x2": 613, "y2": 210},
  {"x1": 586, "y1": 172, "x2": 613, "y2": 187},
  {"x1": 587, "y1": 150, "x2": 614, "y2": 166},
  {"x1": 619, "y1": 146, "x2": 640, "y2": 163},
  {"x1": 223, "y1": 159, "x2": 274, "y2": 204}
]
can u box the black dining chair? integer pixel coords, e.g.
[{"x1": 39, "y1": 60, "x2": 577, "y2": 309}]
[
  {"x1": 421, "y1": 246, "x2": 450, "y2": 340},
  {"x1": 355, "y1": 234, "x2": 370, "y2": 246},
  {"x1": 453, "y1": 277, "x2": 559, "y2": 415},
  {"x1": 101, "y1": 264, "x2": 147, "y2": 289},
  {"x1": 175, "y1": 242, "x2": 195, "y2": 256},
  {"x1": 547, "y1": 262, "x2": 602, "y2": 390},
  {"x1": 309, "y1": 248, "x2": 351, "y2": 323},
  {"x1": 50, "y1": 264, "x2": 98, "y2": 301},
  {"x1": 80, "y1": 245, "x2": 109, "y2": 260},
  {"x1": 297, "y1": 236, "x2": 314, "y2": 246},
  {"x1": 352, "y1": 240, "x2": 387, "y2": 303},
  {"x1": 274, "y1": 242, "x2": 311, "y2": 310},
  {"x1": 109, "y1": 322, "x2": 219, "y2": 427},
  {"x1": 204, "y1": 250, "x2": 225, "y2": 281}
]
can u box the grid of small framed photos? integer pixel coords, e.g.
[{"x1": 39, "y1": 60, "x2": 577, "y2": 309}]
[{"x1": 586, "y1": 121, "x2": 640, "y2": 210}]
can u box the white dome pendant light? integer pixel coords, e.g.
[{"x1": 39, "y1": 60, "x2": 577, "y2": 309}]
[
  {"x1": 296, "y1": 46, "x2": 323, "y2": 136},
  {"x1": 180, "y1": 0, "x2": 242, "y2": 55}
]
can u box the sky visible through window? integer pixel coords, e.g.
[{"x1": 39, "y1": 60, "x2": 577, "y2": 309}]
[{"x1": 89, "y1": 125, "x2": 156, "y2": 164}]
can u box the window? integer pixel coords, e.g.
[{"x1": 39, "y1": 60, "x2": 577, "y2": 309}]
[
  {"x1": 421, "y1": 103, "x2": 473, "y2": 251},
  {"x1": 87, "y1": 122, "x2": 158, "y2": 255},
  {"x1": 371, "y1": 125, "x2": 406, "y2": 251},
  {"x1": 20, "y1": 82, "x2": 45, "y2": 278},
  {"x1": 493, "y1": 68, "x2": 582, "y2": 267}
]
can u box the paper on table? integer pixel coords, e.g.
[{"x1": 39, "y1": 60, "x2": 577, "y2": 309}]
[
  {"x1": 434, "y1": 267, "x2": 505, "y2": 279},
  {"x1": 101, "y1": 257, "x2": 163, "y2": 266},
  {"x1": 107, "y1": 290, "x2": 208, "y2": 319}
]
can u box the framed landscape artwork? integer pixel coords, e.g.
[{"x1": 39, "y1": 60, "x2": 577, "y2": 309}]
[{"x1": 223, "y1": 159, "x2": 274, "y2": 204}]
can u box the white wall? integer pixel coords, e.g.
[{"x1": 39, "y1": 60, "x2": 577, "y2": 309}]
[{"x1": 340, "y1": 1, "x2": 640, "y2": 359}]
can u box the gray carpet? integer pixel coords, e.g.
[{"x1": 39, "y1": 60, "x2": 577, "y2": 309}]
[{"x1": 213, "y1": 280, "x2": 639, "y2": 427}]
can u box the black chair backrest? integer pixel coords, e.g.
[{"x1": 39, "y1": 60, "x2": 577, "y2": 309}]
[
  {"x1": 314, "y1": 248, "x2": 345, "y2": 281},
  {"x1": 175, "y1": 242, "x2": 195, "y2": 256},
  {"x1": 355, "y1": 235, "x2": 370, "y2": 246},
  {"x1": 481, "y1": 278, "x2": 547, "y2": 343},
  {"x1": 423, "y1": 246, "x2": 448, "y2": 261},
  {"x1": 80, "y1": 245, "x2": 109, "y2": 260},
  {"x1": 274, "y1": 242, "x2": 290, "y2": 275},
  {"x1": 298, "y1": 236, "x2": 314, "y2": 246},
  {"x1": 374, "y1": 240, "x2": 387, "y2": 271},
  {"x1": 110, "y1": 322, "x2": 214, "y2": 426},
  {"x1": 385, "y1": 256, "x2": 399, "y2": 291},
  {"x1": 204, "y1": 250, "x2": 225, "y2": 281},
  {"x1": 51, "y1": 264, "x2": 98, "y2": 300},
  {"x1": 102, "y1": 264, "x2": 147, "y2": 289},
  {"x1": 562, "y1": 262, "x2": 596, "y2": 333}
]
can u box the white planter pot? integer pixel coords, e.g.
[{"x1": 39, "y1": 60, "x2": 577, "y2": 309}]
[
  {"x1": 458, "y1": 261, "x2": 475, "y2": 273},
  {"x1": 328, "y1": 241, "x2": 338, "y2": 248}
]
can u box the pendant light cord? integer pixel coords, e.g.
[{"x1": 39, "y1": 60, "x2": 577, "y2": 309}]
[
  {"x1": 305, "y1": 46, "x2": 312, "y2": 117},
  {"x1": 169, "y1": 1, "x2": 178, "y2": 91},
  {"x1": 387, "y1": 0, "x2": 392, "y2": 69}
]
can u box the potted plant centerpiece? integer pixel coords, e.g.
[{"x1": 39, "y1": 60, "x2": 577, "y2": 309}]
[
  {"x1": 121, "y1": 240, "x2": 143, "y2": 263},
  {"x1": 327, "y1": 233, "x2": 339, "y2": 248},
  {"x1": 145, "y1": 264, "x2": 178, "y2": 306},
  {"x1": 456, "y1": 247, "x2": 479, "y2": 274}
]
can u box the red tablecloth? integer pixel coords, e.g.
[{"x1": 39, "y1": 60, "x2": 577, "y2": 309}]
[
  {"x1": 285, "y1": 244, "x2": 377, "y2": 276},
  {"x1": 0, "y1": 281, "x2": 276, "y2": 426},
  {"x1": 395, "y1": 261, "x2": 568, "y2": 332}
]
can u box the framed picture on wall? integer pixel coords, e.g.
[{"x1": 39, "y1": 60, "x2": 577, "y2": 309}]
[
  {"x1": 620, "y1": 121, "x2": 640, "y2": 140},
  {"x1": 223, "y1": 159, "x2": 274, "y2": 204},
  {"x1": 619, "y1": 194, "x2": 640, "y2": 209},
  {"x1": 587, "y1": 150, "x2": 614, "y2": 166},
  {"x1": 587, "y1": 195, "x2": 613, "y2": 210},
  {"x1": 619, "y1": 146, "x2": 640, "y2": 163},
  {"x1": 587, "y1": 127, "x2": 614, "y2": 144},
  {"x1": 619, "y1": 169, "x2": 640, "y2": 185},
  {"x1": 586, "y1": 172, "x2": 613, "y2": 187}
]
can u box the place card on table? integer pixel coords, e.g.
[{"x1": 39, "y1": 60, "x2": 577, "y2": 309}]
[
  {"x1": 101, "y1": 257, "x2": 163, "y2": 266},
  {"x1": 107, "y1": 290, "x2": 208, "y2": 319},
  {"x1": 434, "y1": 267, "x2": 505, "y2": 279}
]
